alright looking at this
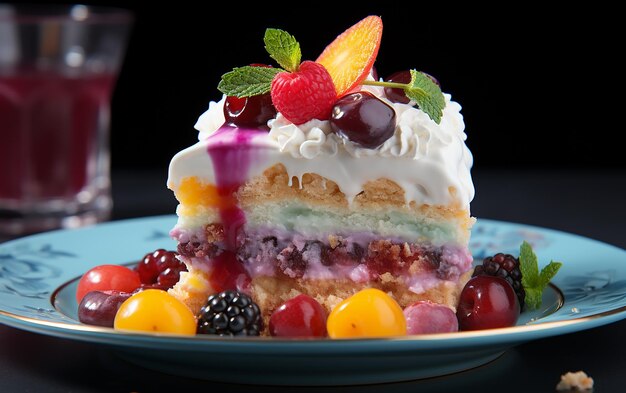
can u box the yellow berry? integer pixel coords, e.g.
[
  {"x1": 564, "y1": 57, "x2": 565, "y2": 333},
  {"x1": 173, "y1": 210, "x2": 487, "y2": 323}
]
[
  {"x1": 327, "y1": 288, "x2": 407, "y2": 338},
  {"x1": 114, "y1": 289, "x2": 196, "y2": 335}
]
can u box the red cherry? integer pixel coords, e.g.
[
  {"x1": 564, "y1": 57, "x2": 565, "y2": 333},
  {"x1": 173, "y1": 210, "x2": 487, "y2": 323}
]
[
  {"x1": 76, "y1": 265, "x2": 141, "y2": 303},
  {"x1": 269, "y1": 294, "x2": 328, "y2": 337},
  {"x1": 136, "y1": 249, "x2": 186, "y2": 290},
  {"x1": 456, "y1": 276, "x2": 520, "y2": 331}
]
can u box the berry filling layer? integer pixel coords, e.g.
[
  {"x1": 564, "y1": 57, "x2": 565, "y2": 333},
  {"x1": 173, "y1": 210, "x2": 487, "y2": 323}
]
[{"x1": 172, "y1": 225, "x2": 472, "y2": 295}]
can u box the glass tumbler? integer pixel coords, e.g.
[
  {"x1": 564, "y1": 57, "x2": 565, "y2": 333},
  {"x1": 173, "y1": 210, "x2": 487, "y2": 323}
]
[{"x1": 0, "y1": 4, "x2": 132, "y2": 238}]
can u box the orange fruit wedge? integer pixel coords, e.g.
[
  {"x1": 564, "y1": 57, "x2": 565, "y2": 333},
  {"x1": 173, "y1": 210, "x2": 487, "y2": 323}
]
[{"x1": 316, "y1": 16, "x2": 383, "y2": 97}]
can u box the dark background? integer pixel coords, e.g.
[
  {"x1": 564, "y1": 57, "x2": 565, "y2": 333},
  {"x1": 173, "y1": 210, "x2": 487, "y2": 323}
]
[{"x1": 74, "y1": 2, "x2": 620, "y2": 173}]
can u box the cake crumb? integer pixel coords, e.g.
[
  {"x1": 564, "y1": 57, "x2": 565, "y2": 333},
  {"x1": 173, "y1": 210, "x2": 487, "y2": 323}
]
[{"x1": 556, "y1": 371, "x2": 594, "y2": 391}]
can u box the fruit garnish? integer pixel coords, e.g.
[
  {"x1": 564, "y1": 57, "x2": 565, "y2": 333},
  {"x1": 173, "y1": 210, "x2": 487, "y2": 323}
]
[
  {"x1": 263, "y1": 29, "x2": 301, "y2": 72},
  {"x1": 472, "y1": 252, "x2": 525, "y2": 309},
  {"x1": 326, "y1": 288, "x2": 406, "y2": 338},
  {"x1": 330, "y1": 91, "x2": 396, "y2": 148},
  {"x1": 456, "y1": 275, "x2": 520, "y2": 331},
  {"x1": 218, "y1": 65, "x2": 283, "y2": 97},
  {"x1": 519, "y1": 241, "x2": 562, "y2": 310},
  {"x1": 196, "y1": 290, "x2": 262, "y2": 336},
  {"x1": 403, "y1": 301, "x2": 458, "y2": 335},
  {"x1": 269, "y1": 294, "x2": 327, "y2": 337},
  {"x1": 383, "y1": 70, "x2": 441, "y2": 104},
  {"x1": 223, "y1": 93, "x2": 276, "y2": 129},
  {"x1": 270, "y1": 60, "x2": 336, "y2": 124},
  {"x1": 78, "y1": 290, "x2": 132, "y2": 327},
  {"x1": 113, "y1": 289, "x2": 197, "y2": 335},
  {"x1": 218, "y1": 29, "x2": 336, "y2": 125},
  {"x1": 76, "y1": 264, "x2": 141, "y2": 303},
  {"x1": 383, "y1": 71, "x2": 413, "y2": 104},
  {"x1": 217, "y1": 18, "x2": 446, "y2": 126},
  {"x1": 362, "y1": 70, "x2": 445, "y2": 124},
  {"x1": 316, "y1": 15, "x2": 383, "y2": 97},
  {"x1": 136, "y1": 249, "x2": 187, "y2": 290}
]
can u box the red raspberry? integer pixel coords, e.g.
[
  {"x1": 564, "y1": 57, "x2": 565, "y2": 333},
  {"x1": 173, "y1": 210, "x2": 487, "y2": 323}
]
[{"x1": 270, "y1": 61, "x2": 337, "y2": 125}]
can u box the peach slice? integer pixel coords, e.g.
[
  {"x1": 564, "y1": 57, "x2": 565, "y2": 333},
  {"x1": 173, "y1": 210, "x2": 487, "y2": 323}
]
[{"x1": 316, "y1": 16, "x2": 383, "y2": 97}]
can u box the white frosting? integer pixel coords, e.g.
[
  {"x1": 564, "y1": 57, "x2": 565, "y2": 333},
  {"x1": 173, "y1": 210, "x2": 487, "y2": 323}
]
[
  {"x1": 173, "y1": 82, "x2": 474, "y2": 210},
  {"x1": 195, "y1": 95, "x2": 226, "y2": 141}
]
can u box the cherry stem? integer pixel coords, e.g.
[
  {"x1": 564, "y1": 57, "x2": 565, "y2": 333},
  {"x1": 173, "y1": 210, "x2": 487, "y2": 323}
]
[{"x1": 361, "y1": 80, "x2": 408, "y2": 89}]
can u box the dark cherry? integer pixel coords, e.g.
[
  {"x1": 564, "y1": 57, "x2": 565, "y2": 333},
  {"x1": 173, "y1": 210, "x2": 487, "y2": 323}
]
[
  {"x1": 384, "y1": 70, "x2": 441, "y2": 104},
  {"x1": 224, "y1": 93, "x2": 277, "y2": 129},
  {"x1": 456, "y1": 275, "x2": 520, "y2": 331},
  {"x1": 384, "y1": 70, "x2": 412, "y2": 104},
  {"x1": 223, "y1": 63, "x2": 276, "y2": 129},
  {"x1": 330, "y1": 91, "x2": 396, "y2": 149},
  {"x1": 269, "y1": 294, "x2": 328, "y2": 337},
  {"x1": 77, "y1": 290, "x2": 132, "y2": 327}
]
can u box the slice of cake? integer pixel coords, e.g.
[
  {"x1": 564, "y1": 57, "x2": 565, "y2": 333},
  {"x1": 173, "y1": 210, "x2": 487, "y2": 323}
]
[{"x1": 167, "y1": 16, "x2": 475, "y2": 332}]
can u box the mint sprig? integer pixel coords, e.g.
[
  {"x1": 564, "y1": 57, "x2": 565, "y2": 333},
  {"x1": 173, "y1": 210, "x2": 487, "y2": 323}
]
[
  {"x1": 264, "y1": 28, "x2": 301, "y2": 72},
  {"x1": 218, "y1": 28, "x2": 303, "y2": 98},
  {"x1": 519, "y1": 241, "x2": 563, "y2": 310},
  {"x1": 217, "y1": 66, "x2": 283, "y2": 97},
  {"x1": 362, "y1": 70, "x2": 445, "y2": 124}
]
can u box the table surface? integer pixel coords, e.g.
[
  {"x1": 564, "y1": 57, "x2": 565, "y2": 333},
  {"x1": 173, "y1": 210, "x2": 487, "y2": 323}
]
[{"x1": 1, "y1": 168, "x2": 625, "y2": 392}]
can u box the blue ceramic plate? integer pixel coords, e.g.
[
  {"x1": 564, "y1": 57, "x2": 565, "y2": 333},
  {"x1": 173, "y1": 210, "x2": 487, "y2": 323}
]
[{"x1": 1, "y1": 215, "x2": 625, "y2": 385}]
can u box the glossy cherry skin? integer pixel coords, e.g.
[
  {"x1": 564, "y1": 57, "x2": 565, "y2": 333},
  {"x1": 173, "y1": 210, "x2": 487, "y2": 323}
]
[
  {"x1": 136, "y1": 249, "x2": 186, "y2": 290},
  {"x1": 223, "y1": 64, "x2": 277, "y2": 129},
  {"x1": 384, "y1": 70, "x2": 441, "y2": 104},
  {"x1": 384, "y1": 70, "x2": 412, "y2": 104},
  {"x1": 269, "y1": 294, "x2": 328, "y2": 337},
  {"x1": 77, "y1": 290, "x2": 132, "y2": 327},
  {"x1": 224, "y1": 93, "x2": 276, "y2": 129},
  {"x1": 330, "y1": 91, "x2": 396, "y2": 149},
  {"x1": 456, "y1": 275, "x2": 520, "y2": 331},
  {"x1": 76, "y1": 265, "x2": 141, "y2": 303}
]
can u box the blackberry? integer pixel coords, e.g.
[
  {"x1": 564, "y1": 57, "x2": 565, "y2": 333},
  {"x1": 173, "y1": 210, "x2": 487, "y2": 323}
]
[
  {"x1": 197, "y1": 290, "x2": 262, "y2": 336},
  {"x1": 473, "y1": 253, "x2": 525, "y2": 308}
]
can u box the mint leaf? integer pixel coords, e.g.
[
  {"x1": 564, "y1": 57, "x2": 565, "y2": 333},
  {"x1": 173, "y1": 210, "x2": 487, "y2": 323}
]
[
  {"x1": 217, "y1": 66, "x2": 284, "y2": 97},
  {"x1": 264, "y1": 28, "x2": 301, "y2": 72},
  {"x1": 404, "y1": 70, "x2": 445, "y2": 124},
  {"x1": 540, "y1": 261, "x2": 562, "y2": 288},
  {"x1": 519, "y1": 241, "x2": 540, "y2": 288},
  {"x1": 361, "y1": 71, "x2": 446, "y2": 123},
  {"x1": 524, "y1": 287, "x2": 543, "y2": 311},
  {"x1": 518, "y1": 241, "x2": 564, "y2": 310}
]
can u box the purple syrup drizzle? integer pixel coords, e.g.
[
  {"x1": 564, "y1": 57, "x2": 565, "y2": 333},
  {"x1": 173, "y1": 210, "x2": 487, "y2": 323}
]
[{"x1": 206, "y1": 125, "x2": 266, "y2": 250}]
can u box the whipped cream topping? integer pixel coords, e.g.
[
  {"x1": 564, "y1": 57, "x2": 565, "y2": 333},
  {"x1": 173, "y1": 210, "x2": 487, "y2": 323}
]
[
  {"x1": 173, "y1": 82, "x2": 474, "y2": 210},
  {"x1": 195, "y1": 96, "x2": 226, "y2": 141}
]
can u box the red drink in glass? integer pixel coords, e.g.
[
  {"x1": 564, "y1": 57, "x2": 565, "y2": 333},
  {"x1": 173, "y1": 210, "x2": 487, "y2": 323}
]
[
  {"x1": 0, "y1": 71, "x2": 114, "y2": 202},
  {"x1": 0, "y1": 5, "x2": 132, "y2": 238}
]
